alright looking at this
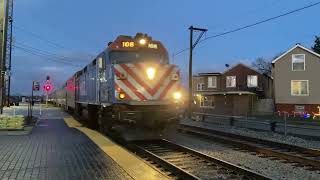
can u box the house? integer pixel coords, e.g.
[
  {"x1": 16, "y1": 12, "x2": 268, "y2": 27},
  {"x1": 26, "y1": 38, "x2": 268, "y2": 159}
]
[
  {"x1": 272, "y1": 44, "x2": 320, "y2": 114},
  {"x1": 192, "y1": 63, "x2": 273, "y2": 116}
]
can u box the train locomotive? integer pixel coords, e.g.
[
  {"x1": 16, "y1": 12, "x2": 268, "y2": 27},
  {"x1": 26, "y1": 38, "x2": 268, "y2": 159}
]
[{"x1": 49, "y1": 33, "x2": 182, "y2": 135}]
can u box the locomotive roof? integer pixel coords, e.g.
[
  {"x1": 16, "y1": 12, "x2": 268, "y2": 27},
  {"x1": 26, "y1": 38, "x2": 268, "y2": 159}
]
[{"x1": 107, "y1": 33, "x2": 168, "y2": 54}]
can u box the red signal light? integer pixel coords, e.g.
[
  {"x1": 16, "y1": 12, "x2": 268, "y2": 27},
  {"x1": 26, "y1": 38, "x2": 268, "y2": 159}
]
[{"x1": 44, "y1": 84, "x2": 52, "y2": 92}]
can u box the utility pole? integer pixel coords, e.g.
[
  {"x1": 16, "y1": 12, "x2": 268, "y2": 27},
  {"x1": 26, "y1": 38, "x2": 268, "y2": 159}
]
[
  {"x1": 188, "y1": 26, "x2": 207, "y2": 119},
  {"x1": 6, "y1": 0, "x2": 13, "y2": 107},
  {"x1": 0, "y1": 0, "x2": 13, "y2": 113}
]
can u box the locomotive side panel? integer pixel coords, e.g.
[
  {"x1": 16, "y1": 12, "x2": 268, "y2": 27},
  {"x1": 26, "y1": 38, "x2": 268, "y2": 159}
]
[
  {"x1": 78, "y1": 69, "x2": 87, "y2": 103},
  {"x1": 86, "y1": 61, "x2": 97, "y2": 104},
  {"x1": 66, "y1": 75, "x2": 76, "y2": 110},
  {"x1": 55, "y1": 84, "x2": 67, "y2": 107},
  {"x1": 99, "y1": 53, "x2": 115, "y2": 105}
]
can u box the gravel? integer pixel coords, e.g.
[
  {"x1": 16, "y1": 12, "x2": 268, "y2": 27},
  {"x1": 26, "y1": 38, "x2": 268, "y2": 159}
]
[
  {"x1": 163, "y1": 130, "x2": 320, "y2": 180},
  {"x1": 180, "y1": 119, "x2": 320, "y2": 149}
]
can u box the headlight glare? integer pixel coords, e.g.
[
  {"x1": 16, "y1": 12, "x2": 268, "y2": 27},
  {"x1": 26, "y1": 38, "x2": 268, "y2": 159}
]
[
  {"x1": 146, "y1": 67, "x2": 156, "y2": 80},
  {"x1": 173, "y1": 92, "x2": 182, "y2": 100},
  {"x1": 139, "y1": 38, "x2": 147, "y2": 45}
]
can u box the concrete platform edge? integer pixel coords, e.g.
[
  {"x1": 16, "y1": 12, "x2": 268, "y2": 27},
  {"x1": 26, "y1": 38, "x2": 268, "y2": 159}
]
[{"x1": 64, "y1": 117, "x2": 169, "y2": 180}]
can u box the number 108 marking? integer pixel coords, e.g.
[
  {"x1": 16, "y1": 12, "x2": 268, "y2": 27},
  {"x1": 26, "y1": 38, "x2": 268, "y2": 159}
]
[{"x1": 122, "y1": 42, "x2": 135, "y2": 48}]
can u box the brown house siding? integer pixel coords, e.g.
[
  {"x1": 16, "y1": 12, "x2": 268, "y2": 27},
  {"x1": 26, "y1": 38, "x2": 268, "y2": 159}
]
[
  {"x1": 222, "y1": 64, "x2": 264, "y2": 92},
  {"x1": 276, "y1": 104, "x2": 319, "y2": 114},
  {"x1": 193, "y1": 94, "x2": 255, "y2": 116}
]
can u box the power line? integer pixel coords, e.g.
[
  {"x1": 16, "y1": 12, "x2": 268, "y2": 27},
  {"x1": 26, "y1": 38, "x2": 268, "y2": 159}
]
[
  {"x1": 13, "y1": 45, "x2": 82, "y2": 67},
  {"x1": 173, "y1": 1, "x2": 320, "y2": 57},
  {"x1": 14, "y1": 25, "x2": 69, "y2": 50},
  {"x1": 15, "y1": 41, "x2": 86, "y2": 63},
  {"x1": 14, "y1": 44, "x2": 80, "y2": 65},
  {"x1": 13, "y1": 25, "x2": 96, "y2": 57},
  {"x1": 14, "y1": 45, "x2": 80, "y2": 67}
]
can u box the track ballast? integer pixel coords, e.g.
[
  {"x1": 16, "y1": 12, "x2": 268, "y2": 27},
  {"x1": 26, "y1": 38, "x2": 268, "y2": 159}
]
[
  {"x1": 178, "y1": 124, "x2": 320, "y2": 171},
  {"x1": 128, "y1": 139, "x2": 270, "y2": 180}
]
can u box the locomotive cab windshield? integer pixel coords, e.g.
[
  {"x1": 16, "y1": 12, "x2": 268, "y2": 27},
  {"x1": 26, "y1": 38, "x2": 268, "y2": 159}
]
[{"x1": 109, "y1": 51, "x2": 167, "y2": 64}]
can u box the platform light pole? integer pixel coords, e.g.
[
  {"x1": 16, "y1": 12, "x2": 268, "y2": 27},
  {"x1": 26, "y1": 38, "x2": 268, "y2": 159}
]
[{"x1": 188, "y1": 26, "x2": 207, "y2": 119}]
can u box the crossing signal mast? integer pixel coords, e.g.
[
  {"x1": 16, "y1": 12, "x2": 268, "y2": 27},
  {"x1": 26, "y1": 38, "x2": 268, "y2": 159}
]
[{"x1": 44, "y1": 76, "x2": 52, "y2": 107}]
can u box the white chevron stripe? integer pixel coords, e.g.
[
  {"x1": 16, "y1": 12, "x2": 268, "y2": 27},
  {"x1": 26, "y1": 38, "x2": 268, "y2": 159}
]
[
  {"x1": 154, "y1": 67, "x2": 179, "y2": 99},
  {"x1": 153, "y1": 76, "x2": 171, "y2": 99},
  {"x1": 130, "y1": 64, "x2": 169, "y2": 88},
  {"x1": 116, "y1": 65, "x2": 152, "y2": 99},
  {"x1": 115, "y1": 80, "x2": 140, "y2": 100},
  {"x1": 163, "y1": 82, "x2": 179, "y2": 100},
  {"x1": 114, "y1": 64, "x2": 180, "y2": 101}
]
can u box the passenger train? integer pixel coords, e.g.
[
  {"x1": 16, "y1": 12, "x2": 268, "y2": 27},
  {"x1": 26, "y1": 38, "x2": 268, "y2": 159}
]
[{"x1": 49, "y1": 33, "x2": 182, "y2": 134}]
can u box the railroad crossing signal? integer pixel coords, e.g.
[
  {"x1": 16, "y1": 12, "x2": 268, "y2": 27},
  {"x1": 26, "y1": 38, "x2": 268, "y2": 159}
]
[
  {"x1": 44, "y1": 75, "x2": 53, "y2": 92},
  {"x1": 44, "y1": 84, "x2": 52, "y2": 92},
  {"x1": 33, "y1": 81, "x2": 40, "y2": 91}
]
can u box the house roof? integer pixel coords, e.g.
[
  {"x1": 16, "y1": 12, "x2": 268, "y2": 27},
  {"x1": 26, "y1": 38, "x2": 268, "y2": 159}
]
[
  {"x1": 193, "y1": 63, "x2": 268, "y2": 78},
  {"x1": 198, "y1": 72, "x2": 221, "y2": 76},
  {"x1": 222, "y1": 63, "x2": 261, "y2": 74},
  {"x1": 271, "y1": 44, "x2": 320, "y2": 64}
]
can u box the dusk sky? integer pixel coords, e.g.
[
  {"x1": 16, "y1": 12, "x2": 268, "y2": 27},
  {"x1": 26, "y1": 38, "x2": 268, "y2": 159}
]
[{"x1": 11, "y1": 0, "x2": 320, "y2": 95}]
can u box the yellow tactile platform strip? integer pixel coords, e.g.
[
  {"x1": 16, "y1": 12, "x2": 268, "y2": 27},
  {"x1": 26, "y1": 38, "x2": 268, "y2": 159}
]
[{"x1": 64, "y1": 117, "x2": 169, "y2": 180}]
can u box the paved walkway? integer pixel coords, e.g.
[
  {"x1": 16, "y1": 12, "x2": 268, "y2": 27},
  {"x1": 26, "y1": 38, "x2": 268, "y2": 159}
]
[{"x1": 0, "y1": 116, "x2": 132, "y2": 180}]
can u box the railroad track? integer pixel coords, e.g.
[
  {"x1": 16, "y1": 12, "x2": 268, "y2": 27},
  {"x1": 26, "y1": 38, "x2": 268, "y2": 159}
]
[
  {"x1": 178, "y1": 124, "x2": 320, "y2": 171},
  {"x1": 128, "y1": 139, "x2": 270, "y2": 180}
]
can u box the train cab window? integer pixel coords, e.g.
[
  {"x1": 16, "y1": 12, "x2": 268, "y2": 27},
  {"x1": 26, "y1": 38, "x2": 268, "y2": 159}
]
[{"x1": 109, "y1": 51, "x2": 167, "y2": 64}]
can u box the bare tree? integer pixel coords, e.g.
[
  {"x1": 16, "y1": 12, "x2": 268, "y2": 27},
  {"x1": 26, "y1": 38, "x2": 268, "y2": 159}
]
[
  {"x1": 252, "y1": 57, "x2": 272, "y2": 76},
  {"x1": 312, "y1": 36, "x2": 320, "y2": 54}
]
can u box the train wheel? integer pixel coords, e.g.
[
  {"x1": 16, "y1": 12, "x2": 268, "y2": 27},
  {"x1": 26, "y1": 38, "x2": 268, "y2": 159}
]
[{"x1": 98, "y1": 107, "x2": 114, "y2": 134}]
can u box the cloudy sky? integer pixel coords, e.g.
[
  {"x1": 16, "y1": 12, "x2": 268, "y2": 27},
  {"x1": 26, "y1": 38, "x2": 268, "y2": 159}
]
[{"x1": 11, "y1": 0, "x2": 320, "y2": 95}]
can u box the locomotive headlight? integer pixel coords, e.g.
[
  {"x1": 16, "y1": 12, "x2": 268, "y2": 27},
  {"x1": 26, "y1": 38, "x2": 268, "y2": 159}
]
[
  {"x1": 173, "y1": 92, "x2": 182, "y2": 100},
  {"x1": 146, "y1": 67, "x2": 156, "y2": 80},
  {"x1": 139, "y1": 38, "x2": 147, "y2": 45},
  {"x1": 119, "y1": 92, "x2": 126, "y2": 99}
]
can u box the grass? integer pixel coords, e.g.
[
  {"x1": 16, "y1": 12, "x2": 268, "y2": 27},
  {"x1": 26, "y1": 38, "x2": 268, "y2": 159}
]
[{"x1": 0, "y1": 115, "x2": 24, "y2": 130}]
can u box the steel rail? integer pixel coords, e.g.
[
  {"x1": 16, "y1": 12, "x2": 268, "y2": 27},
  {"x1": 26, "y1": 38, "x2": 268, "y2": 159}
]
[
  {"x1": 178, "y1": 124, "x2": 320, "y2": 170},
  {"x1": 128, "y1": 139, "x2": 270, "y2": 180}
]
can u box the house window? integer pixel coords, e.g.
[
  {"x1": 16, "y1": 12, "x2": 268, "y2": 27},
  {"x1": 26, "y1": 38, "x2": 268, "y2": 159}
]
[
  {"x1": 247, "y1": 75, "x2": 258, "y2": 87},
  {"x1": 197, "y1": 83, "x2": 205, "y2": 91},
  {"x1": 291, "y1": 80, "x2": 309, "y2": 96},
  {"x1": 208, "y1": 76, "x2": 217, "y2": 88},
  {"x1": 200, "y1": 96, "x2": 215, "y2": 108},
  {"x1": 292, "y1": 54, "x2": 305, "y2": 71},
  {"x1": 226, "y1": 76, "x2": 236, "y2": 87}
]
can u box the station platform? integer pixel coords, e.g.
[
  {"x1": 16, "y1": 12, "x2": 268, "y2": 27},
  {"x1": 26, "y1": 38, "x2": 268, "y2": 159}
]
[
  {"x1": 64, "y1": 117, "x2": 169, "y2": 180},
  {"x1": 0, "y1": 105, "x2": 169, "y2": 180}
]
